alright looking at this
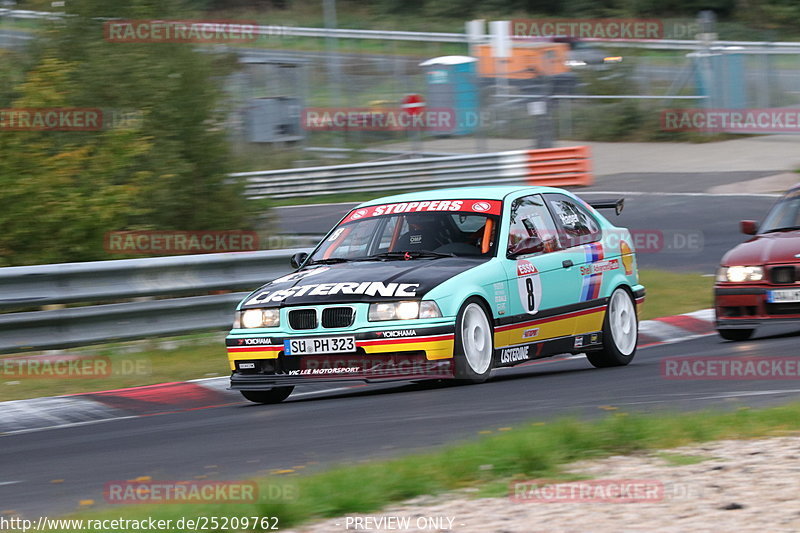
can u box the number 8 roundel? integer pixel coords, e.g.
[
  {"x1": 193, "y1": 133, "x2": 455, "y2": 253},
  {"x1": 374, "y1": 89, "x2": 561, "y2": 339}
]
[{"x1": 516, "y1": 260, "x2": 542, "y2": 315}]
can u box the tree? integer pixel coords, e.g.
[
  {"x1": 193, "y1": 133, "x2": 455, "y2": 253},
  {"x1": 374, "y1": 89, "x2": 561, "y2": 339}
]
[{"x1": 0, "y1": 0, "x2": 250, "y2": 265}]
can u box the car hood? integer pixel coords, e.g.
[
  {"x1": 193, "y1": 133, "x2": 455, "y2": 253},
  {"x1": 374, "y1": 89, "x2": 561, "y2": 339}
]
[
  {"x1": 241, "y1": 257, "x2": 489, "y2": 308},
  {"x1": 722, "y1": 231, "x2": 800, "y2": 266}
]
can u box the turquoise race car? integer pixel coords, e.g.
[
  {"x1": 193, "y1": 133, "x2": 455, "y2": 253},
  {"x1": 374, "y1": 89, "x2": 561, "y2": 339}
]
[{"x1": 226, "y1": 186, "x2": 644, "y2": 403}]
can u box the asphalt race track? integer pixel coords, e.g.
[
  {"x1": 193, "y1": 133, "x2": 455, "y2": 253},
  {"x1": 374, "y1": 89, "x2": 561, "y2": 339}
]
[{"x1": 2, "y1": 328, "x2": 800, "y2": 519}]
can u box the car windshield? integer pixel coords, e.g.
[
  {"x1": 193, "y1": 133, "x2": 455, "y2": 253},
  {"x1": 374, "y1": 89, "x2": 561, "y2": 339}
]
[
  {"x1": 309, "y1": 202, "x2": 500, "y2": 263},
  {"x1": 760, "y1": 190, "x2": 800, "y2": 233}
]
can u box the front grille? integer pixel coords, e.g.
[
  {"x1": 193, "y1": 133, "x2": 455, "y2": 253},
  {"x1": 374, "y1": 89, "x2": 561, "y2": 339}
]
[
  {"x1": 322, "y1": 307, "x2": 354, "y2": 328},
  {"x1": 720, "y1": 306, "x2": 758, "y2": 317},
  {"x1": 766, "y1": 303, "x2": 800, "y2": 315},
  {"x1": 289, "y1": 309, "x2": 317, "y2": 330},
  {"x1": 770, "y1": 266, "x2": 797, "y2": 284}
]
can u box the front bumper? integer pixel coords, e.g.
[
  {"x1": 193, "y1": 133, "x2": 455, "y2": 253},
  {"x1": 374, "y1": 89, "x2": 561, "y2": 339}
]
[
  {"x1": 714, "y1": 285, "x2": 800, "y2": 329},
  {"x1": 230, "y1": 356, "x2": 455, "y2": 388},
  {"x1": 226, "y1": 324, "x2": 456, "y2": 388}
]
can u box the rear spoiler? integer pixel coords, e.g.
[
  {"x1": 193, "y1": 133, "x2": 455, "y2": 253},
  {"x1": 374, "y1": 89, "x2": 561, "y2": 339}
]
[{"x1": 588, "y1": 198, "x2": 624, "y2": 216}]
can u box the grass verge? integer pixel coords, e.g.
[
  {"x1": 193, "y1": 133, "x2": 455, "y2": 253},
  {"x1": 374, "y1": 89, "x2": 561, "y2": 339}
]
[
  {"x1": 637, "y1": 269, "x2": 713, "y2": 321},
  {"x1": 61, "y1": 403, "x2": 800, "y2": 531},
  {"x1": 0, "y1": 333, "x2": 230, "y2": 402}
]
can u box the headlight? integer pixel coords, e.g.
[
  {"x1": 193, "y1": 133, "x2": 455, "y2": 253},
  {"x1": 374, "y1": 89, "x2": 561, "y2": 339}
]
[
  {"x1": 716, "y1": 266, "x2": 764, "y2": 283},
  {"x1": 368, "y1": 301, "x2": 442, "y2": 321},
  {"x1": 238, "y1": 308, "x2": 280, "y2": 328}
]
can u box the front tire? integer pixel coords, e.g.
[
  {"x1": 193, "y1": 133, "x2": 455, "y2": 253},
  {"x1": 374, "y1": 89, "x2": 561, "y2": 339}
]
[
  {"x1": 718, "y1": 328, "x2": 754, "y2": 341},
  {"x1": 241, "y1": 386, "x2": 294, "y2": 404},
  {"x1": 454, "y1": 299, "x2": 494, "y2": 383},
  {"x1": 586, "y1": 287, "x2": 638, "y2": 368}
]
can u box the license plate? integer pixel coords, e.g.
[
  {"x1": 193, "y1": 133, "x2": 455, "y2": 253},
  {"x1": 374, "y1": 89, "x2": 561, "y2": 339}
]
[
  {"x1": 767, "y1": 289, "x2": 800, "y2": 303},
  {"x1": 284, "y1": 336, "x2": 356, "y2": 355}
]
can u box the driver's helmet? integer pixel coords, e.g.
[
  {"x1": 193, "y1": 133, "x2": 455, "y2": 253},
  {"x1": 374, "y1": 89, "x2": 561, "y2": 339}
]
[{"x1": 401, "y1": 213, "x2": 448, "y2": 249}]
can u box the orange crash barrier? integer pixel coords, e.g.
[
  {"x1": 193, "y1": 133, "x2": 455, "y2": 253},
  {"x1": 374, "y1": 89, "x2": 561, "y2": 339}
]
[{"x1": 526, "y1": 145, "x2": 593, "y2": 187}]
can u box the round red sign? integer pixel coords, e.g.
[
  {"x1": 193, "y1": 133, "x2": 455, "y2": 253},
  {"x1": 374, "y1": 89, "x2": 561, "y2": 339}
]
[{"x1": 401, "y1": 94, "x2": 425, "y2": 116}]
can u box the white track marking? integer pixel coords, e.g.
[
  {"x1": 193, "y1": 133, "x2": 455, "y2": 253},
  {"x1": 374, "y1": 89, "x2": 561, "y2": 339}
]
[{"x1": 1, "y1": 416, "x2": 138, "y2": 436}]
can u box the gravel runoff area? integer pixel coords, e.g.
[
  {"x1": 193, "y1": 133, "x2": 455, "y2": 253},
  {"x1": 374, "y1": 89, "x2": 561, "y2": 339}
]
[{"x1": 288, "y1": 435, "x2": 800, "y2": 533}]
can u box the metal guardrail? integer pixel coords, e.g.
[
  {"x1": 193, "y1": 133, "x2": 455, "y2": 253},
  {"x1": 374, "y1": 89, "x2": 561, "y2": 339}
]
[
  {"x1": 4, "y1": 10, "x2": 800, "y2": 52},
  {"x1": 0, "y1": 249, "x2": 299, "y2": 311},
  {"x1": 586, "y1": 38, "x2": 800, "y2": 53},
  {"x1": 236, "y1": 151, "x2": 517, "y2": 199},
  {"x1": 0, "y1": 249, "x2": 306, "y2": 353},
  {"x1": 0, "y1": 8, "x2": 63, "y2": 20},
  {"x1": 236, "y1": 148, "x2": 593, "y2": 199}
]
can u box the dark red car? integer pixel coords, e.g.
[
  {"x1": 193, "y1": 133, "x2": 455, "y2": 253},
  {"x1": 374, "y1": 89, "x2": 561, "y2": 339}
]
[{"x1": 715, "y1": 185, "x2": 800, "y2": 340}]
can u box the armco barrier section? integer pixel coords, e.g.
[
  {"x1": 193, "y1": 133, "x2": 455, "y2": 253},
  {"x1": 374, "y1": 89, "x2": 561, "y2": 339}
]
[
  {"x1": 236, "y1": 147, "x2": 592, "y2": 199},
  {"x1": 526, "y1": 145, "x2": 593, "y2": 187},
  {"x1": 0, "y1": 249, "x2": 305, "y2": 353},
  {"x1": 8, "y1": 10, "x2": 800, "y2": 52},
  {"x1": 0, "y1": 250, "x2": 300, "y2": 311}
]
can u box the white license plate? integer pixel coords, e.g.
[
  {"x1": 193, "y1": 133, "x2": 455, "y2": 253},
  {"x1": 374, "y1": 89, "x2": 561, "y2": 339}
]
[
  {"x1": 284, "y1": 336, "x2": 356, "y2": 355},
  {"x1": 767, "y1": 289, "x2": 800, "y2": 303}
]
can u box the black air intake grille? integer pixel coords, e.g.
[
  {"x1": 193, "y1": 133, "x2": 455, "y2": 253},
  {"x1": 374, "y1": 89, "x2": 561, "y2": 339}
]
[
  {"x1": 288, "y1": 309, "x2": 317, "y2": 330},
  {"x1": 770, "y1": 266, "x2": 797, "y2": 284},
  {"x1": 322, "y1": 307, "x2": 354, "y2": 328}
]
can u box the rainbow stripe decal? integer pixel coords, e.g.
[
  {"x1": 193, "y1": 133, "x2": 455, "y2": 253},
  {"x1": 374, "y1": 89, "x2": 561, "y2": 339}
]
[{"x1": 580, "y1": 243, "x2": 604, "y2": 302}]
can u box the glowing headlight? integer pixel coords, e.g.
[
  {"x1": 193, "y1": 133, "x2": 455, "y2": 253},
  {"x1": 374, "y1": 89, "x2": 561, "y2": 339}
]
[
  {"x1": 368, "y1": 301, "x2": 442, "y2": 321},
  {"x1": 716, "y1": 266, "x2": 764, "y2": 283},
  {"x1": 238, "y1": 308, "x2": 280, "y2": 329}
]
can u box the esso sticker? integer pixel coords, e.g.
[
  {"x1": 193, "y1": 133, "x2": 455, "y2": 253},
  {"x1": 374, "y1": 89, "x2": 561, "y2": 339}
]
[
  {"x1": 472, "y1": 201, "x2": 492, "y2": 212},
  {"x1": 350, "y1": 209, "x2": 368, "y2": 220},
  {"x1": 516, "y1": 260, "x2": 542, "y2": 315}
]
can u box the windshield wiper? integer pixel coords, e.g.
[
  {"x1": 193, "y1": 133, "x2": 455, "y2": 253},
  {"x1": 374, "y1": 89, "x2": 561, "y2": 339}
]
[
  {"x1": 307, "y1": 257, "x2": 353, "y2": 265},
  {"x1": 762, "y1": 226, "x2": 800, "y2": 234},
  {"x1": 366, "y1": 251, "x2": 457, "y2": 261}
]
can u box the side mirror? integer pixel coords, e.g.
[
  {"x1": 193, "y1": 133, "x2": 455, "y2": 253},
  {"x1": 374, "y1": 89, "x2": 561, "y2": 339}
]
[
  {"x1": 740, "y1": 220, "x2": 758, "y2": 235},
  {"x1": 290, "y1": 252, "x2": 308, "y2": 269},
  {"x1": 508, "y1": 236, "x2": 545, "y2": 259}
]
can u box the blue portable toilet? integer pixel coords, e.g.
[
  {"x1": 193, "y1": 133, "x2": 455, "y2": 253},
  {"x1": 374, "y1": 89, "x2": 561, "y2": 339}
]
[
  {"x1": 419, "y1": 56, "x2": 479, "y2": 135},
  {"x1": 690, "y1": 49, "x2": 746, "y2": 109}
]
